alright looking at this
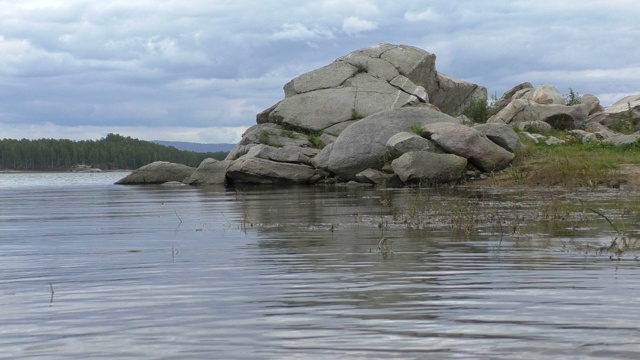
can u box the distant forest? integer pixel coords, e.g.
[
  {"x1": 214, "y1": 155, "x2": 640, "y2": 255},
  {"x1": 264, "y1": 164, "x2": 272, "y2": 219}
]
[{"x1": 0, "y1": 133, "x2": 229, "y2": 171}]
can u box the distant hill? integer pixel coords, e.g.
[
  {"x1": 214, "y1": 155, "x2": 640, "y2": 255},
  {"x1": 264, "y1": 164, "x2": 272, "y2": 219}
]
[{"x1": 153, "y1": 140, "x2": 235, "y2": 153}]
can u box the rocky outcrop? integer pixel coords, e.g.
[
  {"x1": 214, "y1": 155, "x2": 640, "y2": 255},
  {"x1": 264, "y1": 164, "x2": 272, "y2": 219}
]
[
  {"x1": 489, "y1": 95, "x2": 589, "y2": 130},
  {"x1": 116, "y1": 161, "x2": 195, "y2": 185},
  {"x1": 121, "y1": 43, "x2": 640, "y2": 189},
  {"x1": 258, "y1": 43, "x2": 485, "y2": 138}
]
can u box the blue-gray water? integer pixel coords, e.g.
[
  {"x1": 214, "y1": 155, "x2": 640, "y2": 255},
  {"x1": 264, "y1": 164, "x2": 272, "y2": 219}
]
[{"x1": 1, "y1": 172, "x2": 640, "y2": 359}]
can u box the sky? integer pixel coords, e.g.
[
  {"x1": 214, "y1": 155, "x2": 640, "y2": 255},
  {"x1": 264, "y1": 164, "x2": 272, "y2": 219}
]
[{"x1": 1, "y1": 0, "x2": 640, "y2": 144}]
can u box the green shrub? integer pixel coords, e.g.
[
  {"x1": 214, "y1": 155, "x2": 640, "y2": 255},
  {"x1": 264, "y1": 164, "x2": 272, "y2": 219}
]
[
  {"x1": 565, "y1": 88, "x2": 581, "y2": 105},
  {"x1": 610, "y1": 102, "x2": 636, "y2": 134},
  {"x1": 462, "y1": 98, "x2": 491, "y2": 123}
]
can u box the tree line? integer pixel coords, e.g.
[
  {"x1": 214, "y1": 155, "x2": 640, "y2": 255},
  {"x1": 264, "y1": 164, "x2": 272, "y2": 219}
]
[{"x1": 0, "y1": 133, "x2": 229, "y2": 171}]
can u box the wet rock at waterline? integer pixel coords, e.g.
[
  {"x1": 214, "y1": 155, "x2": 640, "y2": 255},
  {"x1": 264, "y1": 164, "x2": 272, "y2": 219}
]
[
  {"x1": 226, "y1": 157, "x2": 328, "y2": 185},
  {"x1": 391, "y1": 151, "x2": 467, "y2": 184},
  {"x1": 115, "y1": 161, "x2": 196, "y2": 185},
  {"x1": 183, "y1": 158, "x2": 233, "y2": 185}
]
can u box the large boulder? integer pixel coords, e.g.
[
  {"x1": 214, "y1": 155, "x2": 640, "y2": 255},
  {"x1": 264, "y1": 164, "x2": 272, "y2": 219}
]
[
  {"x1": 327, "y1": 107, "x2": 459, "y2": 180},
  {"x1": 492, "y1": 82, "x2": 533, "y2": 111},
  {"x1": 429, "y1": 72, "x2": 488, "y2": 116},
  {"x1": 581, "y1": 94, "x2": 604, "y2": 115},
  {"x1": 183, "y1": 158, "x2": 233, "y2": 185},
  {"x1": 531, "y1": 84, "x2": 565, "y2": 105},
  {"x1": 115, "y1": 161, "x2": 195, "y2": 185},
  {"x1": 226, "y1": 157, "x2": 327, "y2": 185},
  {"x1": 391, "y1": 151, "x2": 467, "y2": 184},
  {"x1": 422, "y1": 122, "x2": 515, "y2": 172},
  {"x1": 472, "y1": 122, "x2": 524, "y2": 153},
  {"x1": 386, "y1": 131, "x2": 438, "y2": 158},
  {"x1": 310, "y1": 142, "x2": 333, "y2": 171}
]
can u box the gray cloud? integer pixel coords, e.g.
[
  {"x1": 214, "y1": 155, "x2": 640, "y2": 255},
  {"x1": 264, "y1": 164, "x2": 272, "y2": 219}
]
[{"x1": 1, "y1": 0, "x2": 639, "y2": 143}]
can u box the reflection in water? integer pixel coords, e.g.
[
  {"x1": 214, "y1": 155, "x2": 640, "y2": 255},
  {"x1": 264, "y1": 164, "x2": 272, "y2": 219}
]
[{"x1": 1, "y1": 174, "x2": 640, "y2": 359}]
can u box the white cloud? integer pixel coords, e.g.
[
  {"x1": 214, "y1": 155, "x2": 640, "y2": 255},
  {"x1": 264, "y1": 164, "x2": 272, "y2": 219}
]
[
  {"x1": 404, "y1": 9, "x2": 441, "y2": 22},
  {"x1": 342, "y1": 16, "x2": 377, "y2": 34},
  {"x1": 269, "y1": 23, "x2": 334, "y2": 41}
]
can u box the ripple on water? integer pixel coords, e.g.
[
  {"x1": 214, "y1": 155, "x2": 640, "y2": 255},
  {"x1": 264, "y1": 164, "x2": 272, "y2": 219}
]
[{"x1": 1, "y1": 174, "x2": 640, "y2": 359}]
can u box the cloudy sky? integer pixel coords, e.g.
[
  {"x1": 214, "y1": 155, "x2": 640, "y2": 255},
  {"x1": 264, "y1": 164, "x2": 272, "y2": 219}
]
[{"x1": 1, "y1": 1, "x2": 639, "y2": 144}]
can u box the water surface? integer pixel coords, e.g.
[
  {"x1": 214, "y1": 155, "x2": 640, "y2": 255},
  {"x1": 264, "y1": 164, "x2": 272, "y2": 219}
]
[{"x1": 1, "y1": 173, "x2": 640, "y2": 359}]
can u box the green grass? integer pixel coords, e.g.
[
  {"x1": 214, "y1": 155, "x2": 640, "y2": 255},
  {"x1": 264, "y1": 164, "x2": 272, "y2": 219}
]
[
  {"x1": 257, "y1": 130, "x2": 283, "y2": 148},
  {"x1": 409, "y1": 123, "x2": 423, "y2": 136},
  {"x1": 308, "y1": 132, "x2": 325, "y2": 149},
  {"x1": 496, "y1": 136, "x2": 640, "y2": 188}
]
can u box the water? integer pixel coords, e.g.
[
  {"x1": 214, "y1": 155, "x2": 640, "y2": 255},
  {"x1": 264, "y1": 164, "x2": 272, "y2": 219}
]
[{"x1": 1, "y1": 172, "x2": 640, "y2": 359}]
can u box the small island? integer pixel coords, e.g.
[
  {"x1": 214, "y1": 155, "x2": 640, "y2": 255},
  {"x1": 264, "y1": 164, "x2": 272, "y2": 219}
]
[{"x1": 116, "y1": 43, "x2": 640, "y2": 189}]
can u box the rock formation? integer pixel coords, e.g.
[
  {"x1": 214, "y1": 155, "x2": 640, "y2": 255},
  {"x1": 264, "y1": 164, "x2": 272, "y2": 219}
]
[{"x1": 115, "y1": 43, "x2": 640, "y2": 187}]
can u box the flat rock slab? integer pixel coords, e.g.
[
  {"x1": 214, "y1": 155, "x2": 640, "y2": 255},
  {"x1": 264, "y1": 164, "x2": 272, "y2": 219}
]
[{"x1": 226, "y1": 157, "x2": 327, "y2": 185}]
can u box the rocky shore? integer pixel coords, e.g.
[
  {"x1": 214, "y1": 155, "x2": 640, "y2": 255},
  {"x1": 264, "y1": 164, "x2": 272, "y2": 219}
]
[{"x1": 116, "y1": 43, "x2": 640, "y2": 187}]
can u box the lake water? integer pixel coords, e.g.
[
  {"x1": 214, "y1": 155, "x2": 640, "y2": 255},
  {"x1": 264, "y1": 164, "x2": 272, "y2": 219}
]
[{"x1": 1, "y1": 172, "x2": 640, "y2": 359}]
